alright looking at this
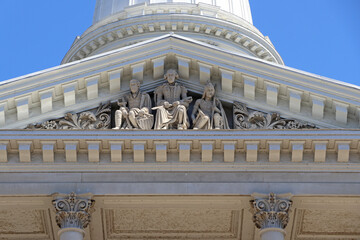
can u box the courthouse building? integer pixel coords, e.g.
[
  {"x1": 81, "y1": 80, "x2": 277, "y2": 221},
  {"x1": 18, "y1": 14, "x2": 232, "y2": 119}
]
[{"x1": 0, "y1": 0, "x2": 359, "y2": 239}]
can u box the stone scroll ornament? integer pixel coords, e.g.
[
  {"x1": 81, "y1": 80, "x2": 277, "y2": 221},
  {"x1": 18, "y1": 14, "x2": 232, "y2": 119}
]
[
  {"x1": 233, "y1": 101, "x2": 316, "y2": 129},
  {"x1": 53, "y1": 192, "x2": 95, "y2": 229},
  {"x1": 26, "y1": 102, "x2": 111, "y2": 129},
  {"x1": 250, "y1": 193, "x2": 292, "y2": 229}
]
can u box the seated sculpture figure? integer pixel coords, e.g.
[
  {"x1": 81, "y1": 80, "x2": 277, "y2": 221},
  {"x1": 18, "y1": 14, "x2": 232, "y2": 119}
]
[
  {"x1": 113, "y1": 79, "x2": 153, "y2": 130},
  {"x1": 191, "y1": 81, "x2": 229, "y2": 130},
  {"x1": 153, "y1": 69, "x2": 192, "y2": 130}
]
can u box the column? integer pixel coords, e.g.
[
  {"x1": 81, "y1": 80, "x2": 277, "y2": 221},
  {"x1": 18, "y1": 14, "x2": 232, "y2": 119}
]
[
  {"x1": 53, "y1": 192, "x2": 95, "y2": 240},
  {"x1": 251, "y1": 193, "x2": 292, "y2": 240}
]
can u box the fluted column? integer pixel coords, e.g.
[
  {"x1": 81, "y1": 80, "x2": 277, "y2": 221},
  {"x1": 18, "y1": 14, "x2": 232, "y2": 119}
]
[
  {"x1": 53, "y1": 192, "x2": 95, "y2": 240},
  {"x1": 250, "y1": 193, "x2": 292, "y2": 240}
]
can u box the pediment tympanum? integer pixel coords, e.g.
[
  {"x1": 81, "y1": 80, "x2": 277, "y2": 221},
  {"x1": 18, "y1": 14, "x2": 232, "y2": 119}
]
[
  {"x1": 26, "y1": 69, "x2": 316, "y2": 130},
  {"x1": 1, "y1": 34, "x2": 359, "y2": 130}
]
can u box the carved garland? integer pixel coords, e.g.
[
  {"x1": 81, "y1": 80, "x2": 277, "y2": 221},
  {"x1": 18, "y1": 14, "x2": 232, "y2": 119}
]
[
  {"x1": 233, "y1": 101, "x2": 316, "y2": 129},
  {"x1": 26, "y1": 102, "x2": 111, "y2": 130}
]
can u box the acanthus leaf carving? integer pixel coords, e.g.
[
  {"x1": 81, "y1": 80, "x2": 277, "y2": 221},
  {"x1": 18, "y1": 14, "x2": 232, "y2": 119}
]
[
  {"x1": 233, "y1": 101, "x2": 316, "y2": 129},
  {"x1": 26, "y1": 102, "x2": 111, "y2": 130},
  {"x1": 250, "y1": 193, "x2": 292, "y2": 230},
  {"x1": 52, "y1": 192, "x2": 95, "y2": 229}
]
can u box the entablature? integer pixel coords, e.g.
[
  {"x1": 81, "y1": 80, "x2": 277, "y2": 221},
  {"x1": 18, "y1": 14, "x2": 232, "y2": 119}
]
[{"x1": 0, "y1": 129, "x2": 359, "y2": 172}]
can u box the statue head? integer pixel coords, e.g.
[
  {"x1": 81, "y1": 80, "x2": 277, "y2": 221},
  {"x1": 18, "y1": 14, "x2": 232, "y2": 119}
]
[
  {"x1": 202, "y1": 81, "x2": 215, "y2": 99},
  {"x1": 164, "y1": 69, "x2": 179, "y2": 84},
  {"x1": 129, "y1": 79, "x2": 140, "y2": 94}
]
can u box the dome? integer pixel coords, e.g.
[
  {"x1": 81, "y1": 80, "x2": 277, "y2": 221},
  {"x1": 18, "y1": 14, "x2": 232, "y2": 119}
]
[
  {"x1": 62, "y1": 0, "x2": 283, "y2": 65},
  {"x1": 93, "y1": 0, "x2": 253, "y2": 24}
]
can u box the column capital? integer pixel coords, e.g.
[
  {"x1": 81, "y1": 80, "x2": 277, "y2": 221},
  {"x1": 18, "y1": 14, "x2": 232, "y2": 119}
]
[
  {"x1": 250, "y1": 192, "x2": 292, "y2": 230},
  {"x1": 52, "y1": 192, "x2": 95, "y2": 230}
]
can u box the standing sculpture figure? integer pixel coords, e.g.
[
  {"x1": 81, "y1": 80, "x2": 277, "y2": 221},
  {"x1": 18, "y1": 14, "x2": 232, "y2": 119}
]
[
  {"x1": 113, "y1": 79, "x2": 153, "y2": 130},
  {"x1": 153, "y1": 69, "x2": 192, "y2": 130},
  {"x1": 191, "y1": 81, "x2": 229, "y2": 130}
]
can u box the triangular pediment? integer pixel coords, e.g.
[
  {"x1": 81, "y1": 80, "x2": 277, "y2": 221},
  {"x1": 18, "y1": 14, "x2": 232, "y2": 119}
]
[{"x1": 0, "y1": 33, "x2": 359, "y2": 129}]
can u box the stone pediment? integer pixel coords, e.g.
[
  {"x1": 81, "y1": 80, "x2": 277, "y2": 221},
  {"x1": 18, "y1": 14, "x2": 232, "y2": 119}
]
[
  {"x1": 25, "y1": 99, "x2": 316, "y2": 130},
  {"x1": 0, "y1": 33, "x2": 359, "y2": 129}
]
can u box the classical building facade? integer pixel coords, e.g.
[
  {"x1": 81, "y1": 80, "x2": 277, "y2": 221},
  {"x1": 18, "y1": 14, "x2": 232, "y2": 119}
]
[{"x1": 0, "y1": 1, "x2": 359, "y2": 239}]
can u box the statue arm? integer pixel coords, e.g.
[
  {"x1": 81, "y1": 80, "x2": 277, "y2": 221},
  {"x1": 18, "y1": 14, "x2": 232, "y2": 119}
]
[
  {"x1": 179, "y1": 86, "x2": 192, "y2": 107},
  {"x1": 117, "y1": 95, "x2": 128, "y2": 108},
  {"x1": 213, "y1": 98, "x2": 222, "y2": 114},
  {"x1": 155, "y1": 87, "x2": 166, "y2": 106},
  {"x1": 191, "y1": 99, "x2": 201, "y2": 121},
  {"x1": 140, "y1": 93, "x2": 152, "y2": 113}
]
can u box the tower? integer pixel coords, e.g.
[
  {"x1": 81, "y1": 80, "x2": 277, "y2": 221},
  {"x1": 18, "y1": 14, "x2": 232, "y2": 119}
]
[
  {"x1": 62, "y1": 0, "x2": 283, "y2": 65},
  {"x1": 93, "y1": 0, "x2": 253, "y2": 24}
]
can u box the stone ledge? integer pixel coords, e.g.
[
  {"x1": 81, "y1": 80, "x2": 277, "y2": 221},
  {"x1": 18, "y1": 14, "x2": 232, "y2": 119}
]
[{"x1": 0, "y1": 129, "x2": 359, "y2": 166}]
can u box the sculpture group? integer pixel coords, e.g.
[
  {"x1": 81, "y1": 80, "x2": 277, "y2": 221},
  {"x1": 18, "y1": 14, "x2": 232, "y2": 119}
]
[
  {"x1": 113, "y1": 69, "x2": 228, "y2": 130},
  {"x1": 28, "y1": 68, "x2": 316, "y2": 130}
]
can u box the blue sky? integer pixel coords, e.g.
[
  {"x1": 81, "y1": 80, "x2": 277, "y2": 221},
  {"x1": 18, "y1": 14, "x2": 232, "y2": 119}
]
[{"x1": 0, "y1": 0, "x2": 359, "y2": 85}]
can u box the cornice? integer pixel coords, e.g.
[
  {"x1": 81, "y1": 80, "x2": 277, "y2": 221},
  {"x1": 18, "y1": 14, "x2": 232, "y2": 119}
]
[{"x1": 0, "y1": 129, "x2": 359, "y2": 173}]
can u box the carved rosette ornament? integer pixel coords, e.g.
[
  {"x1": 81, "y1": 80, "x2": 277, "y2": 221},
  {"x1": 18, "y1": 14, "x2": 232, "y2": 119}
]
[
  {"x1": 250, "y1": 193, "x2": 292, "y2": 230},
  {"x1": 233, "y1": 101, "x2": 316, "y2": 129},
  {"x1": 53, "y1": 192, "x2": 95, "y2": 229}
]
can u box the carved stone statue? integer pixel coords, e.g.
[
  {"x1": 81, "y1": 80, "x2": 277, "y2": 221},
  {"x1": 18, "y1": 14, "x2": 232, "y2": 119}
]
[
  {"x1": 191, "y1": 81, "x2": 229, "y2": 130},
  {"x1": 153, "y1": 69, "x2": 192, "y2": 130},
  {"x1": 113, "y1": 79, "x2": 153, "y2": 130}
]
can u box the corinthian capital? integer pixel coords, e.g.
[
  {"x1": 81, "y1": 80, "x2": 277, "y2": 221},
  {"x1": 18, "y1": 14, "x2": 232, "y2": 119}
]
[
  {"x1": 250, "y1": 193, "x2": 292, "y2": 230},
  {"x1": 52, "y1": 192, "x2": 95, "y2": 229}
]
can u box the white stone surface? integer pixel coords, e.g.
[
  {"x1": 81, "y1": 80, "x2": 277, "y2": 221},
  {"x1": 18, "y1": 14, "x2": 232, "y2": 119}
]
[
  {"x1": 108, "y1": 68, "x2": 122, "y2": 93},
  {"x1": 265, "y1": 82, "x2": 279, "y2": 106},
  {"x1": 198, "y1": 62, "x2": 212, "y2": 84},
  {"x1": 42, "y1": 141, "x2": 55, "y2": 163},
  {"x1": 288, "y1": 88, "x2": 302, "y2": 113},
  {"x1": 93, "y1": 0, "x2": 253, "y2": 24},
  {"x1": 220, "y1": 68, "x2": 234, "y2": 93},
  {"x1": 260, "y1": 228, "x2": 285, "y2": 240},
  {"x1": 243, "y1": 75, "x2": 257, "y2": 100},
  {"x1": 0, "y1": 102, "x2": 6, "y2": 126},
  {"x1": 177, "y1": 56, "x2": 190, "y2": 80},
  {"x1": 62, "y1": 82, "x2": 77, "y2": 107},
  {"x1": 39, "y1": 89, "x2": 54, "y2": 113},
  {"x1": 152, "y1": 57, "x2": 166, "y2": 80},
  {"x1": 0, "y1": 142, "x2": 8, "y2": 162},
  {"x1": 15, "y1": 96, "x2": 30, "y2": 121},
  {"x1": 110, "y1": 141, "x2": 123, "y2": 162},
  {"x1": 58, "y1": 228, "x2": 85, "y2": 240},
  {"x1": 131, "y1": 62, "x2": 145, "y2": 82},
  {"x1": 85, "y1": 75, "x2": 99, "y2": 100}
]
